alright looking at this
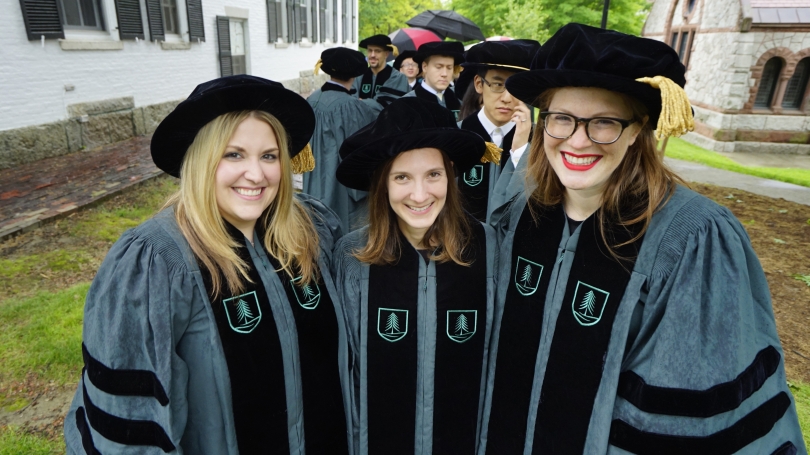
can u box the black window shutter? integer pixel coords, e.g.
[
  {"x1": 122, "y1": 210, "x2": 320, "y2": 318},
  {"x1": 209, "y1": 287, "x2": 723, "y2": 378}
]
[
  {"x1": 350, "y1": 0, "x2": 354, "y2": 41},
  {"x1": 311, "y1": 0, "x2": 318, "y2": 43},
  {"x1": 299, "y1": 0, "x2": 307, "y2": 41},
  {"x1": 114, "y1": 0, "x2": 144, "y2": 40},
  {"x1": 341, "y1": 0, "x2": 346, "y2": 42},
  {"x1": 217, "y1": 16, "x2": 233, "y2": 76},
  {"x1": 186, "y1": 0, "x2": 205, "y2": 41},
  {"x1": 332, "y1": 0, "x2": 336, "y2": 42},
  {"x1": 267, "y1": 0, "x2": 278, "y2": 42},
  {"x1": 145, "y1": 0, "x2": 164, "y2": 41},
  {"x1": 286, "y1": 0, "x2": 295, "y2": 43},
  {"x1": 19, "y1": 0, "x2": 64, "y2": 40},
  {"x1": 318, "y1": 0, "x2": 325, "y2": 43}
]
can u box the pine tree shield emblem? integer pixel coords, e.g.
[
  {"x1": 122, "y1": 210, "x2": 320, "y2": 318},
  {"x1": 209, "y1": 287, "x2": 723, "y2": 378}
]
[
  {"x1": 361, "y1": 83, "x2": 371, "y2": 94},
  {"x1": 290, "y1": 276, "x2": 320, "y2": 310},
  {"x1": 447, "y1": 310, "x2": 477, "y2": 343},
  {"x1": 223, "y1": 291, "x2": 262, "y2": 333},
  {"x1": 463, "y1": 165, "x2": 484, "y2": 187},
  {"x1": 571, "y1": 281, "x2": 610, "y2": 326},
  {"x1": 514, "y1": 256, "x2": 543, "y2": 296},
  {"x1": 377, "y1": 308, "x2": 409, "y2": 342}
]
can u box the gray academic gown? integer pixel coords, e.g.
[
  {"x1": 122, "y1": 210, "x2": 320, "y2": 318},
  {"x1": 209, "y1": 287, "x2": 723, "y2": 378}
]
[
  {"x1": 486, "y1": 147, "x2": 529, "y2": 223},
  {"x1": 352, "y1": 65, "x2": 409, "y2": 100},
  {"x1": 64, "y1": 194, "x2": 353, "y2": 455},
  {"x1": 332, "y1": 220, "x2": 498, "y2": 455},
  {"x1": 305, "y1": 84, "x2": 381, "y2": 232},
  {"x1": 478, "y1": 185, "x2": 807, "y2": 455}
]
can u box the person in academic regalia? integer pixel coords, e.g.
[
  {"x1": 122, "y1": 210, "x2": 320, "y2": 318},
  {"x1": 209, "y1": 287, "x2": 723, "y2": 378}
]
[
  {"x1": 393, "y1": 50, "x2": 420, "y2": 92},
  {"x1": 353, "y1": 34, "x2": 409, "y2": 101},
  {"x1": 64, "y1": 75, "x2": 353, "y2": 455},
  {"x1": 305, "y1": 47, "x2": 382, "y2": 233},
  {"x1": 479, "y1": 23, "x2": 807, "y2": 455},
  {"x1": 456, "y1": 39, "x2": 540, "y2": 223},
  {"x1": 402, "y1": 41, "x2": 465, "y2": 121},
  {"x1": 332, "y1": 97, "x2": 501, "y2": 455}
]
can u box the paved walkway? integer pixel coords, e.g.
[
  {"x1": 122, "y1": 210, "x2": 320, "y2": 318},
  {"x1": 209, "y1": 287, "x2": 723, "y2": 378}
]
[{"x1": 1, "y1": 136, "x2": 809, "y2": 241}]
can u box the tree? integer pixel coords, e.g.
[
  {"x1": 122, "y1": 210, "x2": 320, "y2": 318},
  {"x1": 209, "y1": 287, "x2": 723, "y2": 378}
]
[
  {"x1": 302, "y1": 284, "x2": 316, "y2": 300},
  {"x1": 468, "y1": 167, "x2": 478, "y2": 180},
  {"x1": 236, "y1": 299, "x2": 253, "y2": 323},
  {"x1": 521, "y1": 264, "x2": 532, "y2": 286},
  {"x1": 579, "y1": 290, "x2": 596, "y2": 316},
  {"x1": 455, "y1": 314, "x2": 469, "y2": 335},
  {"x1": 358, "y1": 0, "x2": 440, "y2": 39},
  {"x1": 385, "y1": 312, "x2": 400, "y2": 334}
]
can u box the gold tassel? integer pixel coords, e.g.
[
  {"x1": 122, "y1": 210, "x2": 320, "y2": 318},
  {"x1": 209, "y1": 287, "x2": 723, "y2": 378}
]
[
  {"x1": 314, "y1": 59, "x2": 323, "y2": 76},
  {"x1": 388, "y1": 44, "x2": 399, "y2": 57},
  {"x1": 635, "y1": 75, "x2": 695, "y2": 140},
  {"x1": 481, "y1": 142, "x2": 502, "y2": 165},
  {"x1": 291, "y1": 143, "x2": 316, "y2": 173}
]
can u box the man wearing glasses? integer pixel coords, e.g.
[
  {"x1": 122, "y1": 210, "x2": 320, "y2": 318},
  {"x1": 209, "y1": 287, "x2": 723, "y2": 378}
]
[
  {"x1": 393, "y1": 50, "x2": 420, "y2": 92},
  {"x1": 457, "y1": 40, "x2": 541, "y2": 222},
  {"x1": 353, "y1": 34, "x2": 409, "y2": 101}
]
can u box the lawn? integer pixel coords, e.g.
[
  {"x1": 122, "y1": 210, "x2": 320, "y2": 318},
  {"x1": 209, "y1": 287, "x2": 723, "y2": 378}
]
[{"x1": 665, "y1": 137, "x2": 810, "y2": 188}]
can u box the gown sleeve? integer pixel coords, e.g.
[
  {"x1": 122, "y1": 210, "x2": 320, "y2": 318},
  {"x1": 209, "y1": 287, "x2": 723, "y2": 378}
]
[
  {"x1": 64, "y1": 224, "x2": 198, "y2": 454},
  {"x1": 330, "y1": 229, "x2": 367, "y2": 452},
  {"x1": 610, "y1": 196, "x2": 807, "y2": 455}
]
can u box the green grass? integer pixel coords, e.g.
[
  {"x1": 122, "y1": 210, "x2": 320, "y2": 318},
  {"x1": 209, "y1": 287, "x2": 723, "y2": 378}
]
[
  {"x1": 0, "y1": 284, "x2": 87, "y2": 386},
  {"x1": 0, "y1": 427, "x2": 63, "y2": 455},
  {"x1": 665, "y1": 137, "x2": 810, "y2": 188},
  {"x1": 790, "y1": 382, "x2": 810, "y2": 449}
]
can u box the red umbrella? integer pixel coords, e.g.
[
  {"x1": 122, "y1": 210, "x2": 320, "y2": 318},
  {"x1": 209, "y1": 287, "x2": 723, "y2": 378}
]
[{"x1": 388, "y1": 27, "x2": 442, "y2": 55}]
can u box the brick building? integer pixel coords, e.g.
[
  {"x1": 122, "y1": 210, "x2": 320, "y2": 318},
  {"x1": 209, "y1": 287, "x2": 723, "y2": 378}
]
[
  {"x1": 1, "y1": 0, "x2": 358, "y2": 169},
  {"x1": 643, "y1": 0, "x2": 810, "y2": 154}
]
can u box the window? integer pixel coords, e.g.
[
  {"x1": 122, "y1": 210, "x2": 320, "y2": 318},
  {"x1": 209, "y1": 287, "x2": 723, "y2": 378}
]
[
  {"x1": 217, "y1": 16, "x2": 247, "y2": 76},
  {"x1": 669, "y1": 29, "x2": 694, "y2": 68},
  {"x1": 59, "y1": 0, "x2": 104, "y2": 29},
  {"x1": 754, "y1": 58, "x2": 784, "y2": 109},
  {"x1": 267, "y1": 0, "x2": 282, "y2": 42},
  {"x1": 782, "y1": 58, "x2": 810, "y2": 110},
  {"x1": 161, "y1": 0, "x2": 179, "y2": 34},
  {"x1": 686, "y1": 0, "x2": 696, "y2": 14}
]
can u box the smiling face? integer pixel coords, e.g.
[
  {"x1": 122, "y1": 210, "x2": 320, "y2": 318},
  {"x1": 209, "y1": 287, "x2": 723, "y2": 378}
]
[
  {"x1": 421, "y1": 55, "x2": 455, "y2": 92},
  {"x1": 215, "y1": 116, "x2": 282, "y2": 239},
  {"x1": 387, "y1": 147, "x2": 448, "y2": 248},
  {"x1": 399, "y1": 57, "x2": 419, "y2": 80},
  {"x1": 366, "y1": 45, "x2": 389, "y2": 72},
  {"x1": 475, "y1": 68, "x2": 519, "y2": 126},
  {"x1": 543, "y1": 87, "x2": 642, "y2": 202}
]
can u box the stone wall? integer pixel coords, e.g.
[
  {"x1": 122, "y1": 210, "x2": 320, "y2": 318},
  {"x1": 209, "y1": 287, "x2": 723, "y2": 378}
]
[
  {"x1": 687, "y1": 31, "x2": 752, "y2": 110},
  {"x1": 0, "y1": 70, "x2": 330, "y2": 170}
]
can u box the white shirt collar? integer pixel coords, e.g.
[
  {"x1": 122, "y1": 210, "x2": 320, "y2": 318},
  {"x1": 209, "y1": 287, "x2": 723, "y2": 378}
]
[
  {"x1": 477, "y1": 109, "x2": 515, "y2": 139},
  {"x1": 420, "y1": 81, "x2": 444, "y2": 96}
]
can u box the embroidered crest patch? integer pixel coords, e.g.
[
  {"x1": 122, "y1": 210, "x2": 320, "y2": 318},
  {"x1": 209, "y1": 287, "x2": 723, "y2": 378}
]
[
  {"x1": 451, "y1": 109, "x2": 460, "y2": 121},
  {"x1": 361, "y1": 83, "x2": 371, "y2": 94},
  {"x1": 463, "y1": 165, "x2": 484, "y2": 187},
  {"x1": 375, "y1": 85, "x2": 381, "y2": 94},
  {"x1": 515, "y1": 256, "x2": 543, "y2": 296},
  {"x1": 571, "y1": 281, "x2": 610, "y2": 326},
  {"x1": 290, "y1": 276, "x2": 320, "y2": 310},
  {"x1": 377, "y1": 308, "x2": 409, "y2": 342},
  {"x1": 447, "y1": 310, "x2": 477, "y2": 343},
  {"x1": 223, "y1": 291, "x2": 262, "y2": 333}
]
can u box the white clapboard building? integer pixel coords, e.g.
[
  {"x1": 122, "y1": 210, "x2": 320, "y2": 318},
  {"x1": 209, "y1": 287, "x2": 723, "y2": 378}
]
[{"x1": 1, "y1": 0, "x2": 357, "y2": 168}]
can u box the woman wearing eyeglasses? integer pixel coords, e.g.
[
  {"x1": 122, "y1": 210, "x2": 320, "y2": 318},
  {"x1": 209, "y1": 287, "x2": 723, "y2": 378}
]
[
  {"x1": 394, "y1": 50, "x2": 420, "y2": 92},
  {"x1": 478, "y1": 24, "x2": 806, "y2": 455}
]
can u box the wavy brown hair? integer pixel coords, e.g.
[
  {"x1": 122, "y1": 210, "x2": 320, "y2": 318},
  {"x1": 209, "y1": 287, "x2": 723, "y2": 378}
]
[
  {"x1": 354, "y1": 149, "x2": 472, "y2": 266},
  {"x1": 526, "y1": 88, "x2": 687, "y2": 256},
  {"x1": 166, "y1": 110, "x2": 320, "y2": 298}
]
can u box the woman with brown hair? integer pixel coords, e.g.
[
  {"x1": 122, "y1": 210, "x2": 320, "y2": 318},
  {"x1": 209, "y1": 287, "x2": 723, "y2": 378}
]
[
  {"x1": 332, "y1": 97, "x2": 499, "y2": 455},
  {"x1": 478, "y1": 24, "x2": 806, "y2": 455},
  {"x1": 65, "y1": 75, "x2": 351, "y2": 455}
]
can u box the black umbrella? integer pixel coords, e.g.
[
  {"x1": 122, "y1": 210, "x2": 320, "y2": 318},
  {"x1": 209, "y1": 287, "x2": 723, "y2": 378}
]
[{"x1": 405, "y1": 10, "x2": 485, "y2": 42}]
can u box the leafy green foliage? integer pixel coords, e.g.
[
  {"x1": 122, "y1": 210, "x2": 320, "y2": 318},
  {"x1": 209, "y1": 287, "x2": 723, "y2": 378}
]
[
  {"x1": 792, "y1": 274, "x2": 810, "y2": 287},
  {"x1": 358, "y1": 0, "x2": 441, "y2": 39},
  {"x1": 788, "y1": 382, "x2": 810, "y2": 449}
]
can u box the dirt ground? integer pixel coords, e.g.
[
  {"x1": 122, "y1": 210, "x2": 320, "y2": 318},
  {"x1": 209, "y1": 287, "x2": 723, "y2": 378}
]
[{"x1": 1, "y1": 181, "x2": 809, "y2": 444}]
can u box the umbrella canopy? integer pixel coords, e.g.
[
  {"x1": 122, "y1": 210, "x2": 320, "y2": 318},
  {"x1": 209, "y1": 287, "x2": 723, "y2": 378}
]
[
  {"x1": 388, "y1": 27, "x2": 443, "y2": 59},
  {"x1": 405, "y1": 10, "x2": 485, "y2": 42}
]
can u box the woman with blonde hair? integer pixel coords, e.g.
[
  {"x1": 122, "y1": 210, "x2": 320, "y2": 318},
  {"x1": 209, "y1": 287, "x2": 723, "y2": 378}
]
[
  {"x1": 65, "y1": 75, "x2": 351, "y2": 455},
  {"x1": 333, "y1": 97, "x2": 499, "y2": 455},
  {"x1": 479, "y1": 23, "x2": 806, "y2": 454}
]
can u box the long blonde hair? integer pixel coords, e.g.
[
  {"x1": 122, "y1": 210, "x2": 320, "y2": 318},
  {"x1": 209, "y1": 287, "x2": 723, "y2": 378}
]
[
  {"x1": 527, "y1": 88, "x2": 686, "y2": 255},
  {"x1": 165, "y1": 110, "x2": 320, "y2": 298}
]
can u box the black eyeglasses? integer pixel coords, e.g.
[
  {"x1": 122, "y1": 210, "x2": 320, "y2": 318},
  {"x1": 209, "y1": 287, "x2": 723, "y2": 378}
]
[
  {"x1": 479, "y1": 76, "x2": 507, "y2": 93},
  {"x1": 539, "y1": 111, "x2": 637, "y2": 144}
]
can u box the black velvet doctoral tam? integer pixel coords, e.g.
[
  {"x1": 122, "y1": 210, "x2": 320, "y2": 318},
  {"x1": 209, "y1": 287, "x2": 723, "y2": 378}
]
[{"x1": 319, "y1": 47, "x2": 368, "y2": 80}]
